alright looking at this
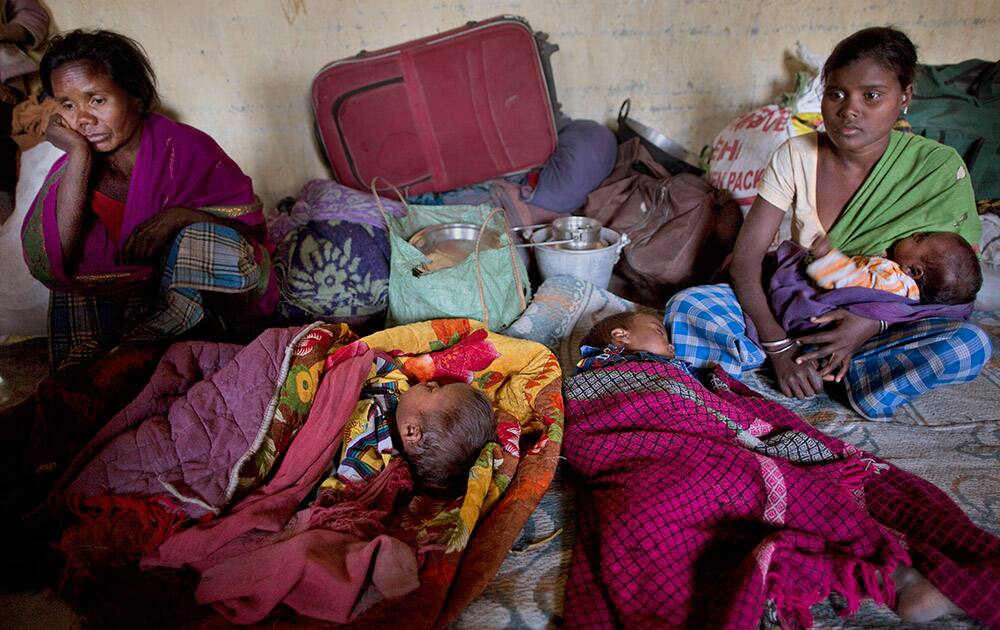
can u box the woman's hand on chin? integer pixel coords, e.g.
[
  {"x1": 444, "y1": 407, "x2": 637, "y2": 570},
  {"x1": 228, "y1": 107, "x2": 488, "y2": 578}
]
[
  {"x1": 120, "y1": 206, "x2": 197, "y2": 263},
  {"x1": 770, "y1": 350, "x2": 825, "y2": 398},
  {"x1": 45, "y1": 114, "x2": 90, "y2": 156},
  {"x1": 794, "y1": 310, "x2": 882, "y2": 382}
]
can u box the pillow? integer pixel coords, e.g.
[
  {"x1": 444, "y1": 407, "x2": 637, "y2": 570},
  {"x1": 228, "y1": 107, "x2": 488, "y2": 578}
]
[
  {"x1": 503, "y1": 275, "x2": 659, "y2": 373},
  {"x1": 525, "y1": 119, "x2": 618, "y2": 214}
]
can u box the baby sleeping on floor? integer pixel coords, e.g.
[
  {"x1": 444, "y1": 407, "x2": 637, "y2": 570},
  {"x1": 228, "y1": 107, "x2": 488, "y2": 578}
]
[
  {"x1": 578, "y1": 310, "x2": 966, "y2": 624},
  {"x1": 326, "y1": 352, "x2": 496, "y2": 494}
]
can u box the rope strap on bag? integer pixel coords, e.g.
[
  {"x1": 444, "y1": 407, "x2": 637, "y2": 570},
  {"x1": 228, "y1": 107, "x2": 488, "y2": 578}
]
[{"x1": 370, "y1": 177, "x2": 527, "y2": 329}]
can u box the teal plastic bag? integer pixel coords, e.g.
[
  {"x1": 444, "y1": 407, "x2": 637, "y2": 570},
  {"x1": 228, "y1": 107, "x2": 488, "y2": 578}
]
[{"x1": 374, "y1": 186, "x2": 530, "y2": 331}]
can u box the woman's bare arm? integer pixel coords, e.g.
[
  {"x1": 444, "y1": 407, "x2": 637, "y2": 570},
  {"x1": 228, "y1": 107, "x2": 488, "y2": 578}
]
[
  {"x1": 121, "y1": 206, "x2": 266, "y2": 263},
  {"x1": 730, "y1": 197, "x2": 824, "y2": 398},
  {"x1": 45, "y1": 116, "x2": 94, "y2": 272},
  {"x1": 730, "y1": 197, "x2": 788, "y2": 343}
]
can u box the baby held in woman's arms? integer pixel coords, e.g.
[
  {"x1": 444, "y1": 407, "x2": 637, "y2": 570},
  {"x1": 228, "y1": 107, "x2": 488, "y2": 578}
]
[{"x1": 807, "y1": 232, "x2": 982, "y2": 305}]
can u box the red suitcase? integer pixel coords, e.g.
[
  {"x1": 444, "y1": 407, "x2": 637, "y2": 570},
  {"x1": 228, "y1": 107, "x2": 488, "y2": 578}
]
[{"x1": 312, "y1": 16, "x2": 558, "y2": 196}]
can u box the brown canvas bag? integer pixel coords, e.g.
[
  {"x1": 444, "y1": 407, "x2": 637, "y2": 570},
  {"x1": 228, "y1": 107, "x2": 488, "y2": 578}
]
[{"x1": 581, "y1": 138, "x2": 743, "y2": 304}]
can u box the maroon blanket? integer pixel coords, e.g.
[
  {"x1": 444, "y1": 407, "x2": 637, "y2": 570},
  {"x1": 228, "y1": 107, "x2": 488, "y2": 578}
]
[
  {"x1": 143, "y1": 342, "x2": 419, "y2": 624},
  {"x1": 562, "y1": 359, "x2": 1000, "y2": 628}
]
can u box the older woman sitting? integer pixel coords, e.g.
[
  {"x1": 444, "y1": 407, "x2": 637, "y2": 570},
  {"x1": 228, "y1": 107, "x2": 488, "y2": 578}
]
[
  {"x1": 10, "y1": 29, "x2": 275, "y2": 490},
  {"x1": 21, "y1": 29, "x2": 274, "y2": 369}
]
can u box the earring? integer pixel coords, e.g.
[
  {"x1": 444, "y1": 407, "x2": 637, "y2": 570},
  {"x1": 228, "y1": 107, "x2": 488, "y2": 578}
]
[{"x1": 903, "y1": 106, "x2": 909, "y2": 115}]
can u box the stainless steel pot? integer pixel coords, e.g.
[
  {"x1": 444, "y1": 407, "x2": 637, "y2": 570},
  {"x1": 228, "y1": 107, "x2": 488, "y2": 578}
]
[
  {"x1": 550, "y1": 216, "x2": 604, "y2": 250},
  {"x1": 510, "y1": 217, "x2": 606, "y2": 250}
]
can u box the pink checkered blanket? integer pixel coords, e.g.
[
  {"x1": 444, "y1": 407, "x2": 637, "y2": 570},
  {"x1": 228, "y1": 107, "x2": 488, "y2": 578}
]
[{"x1": 562, "y1": 359, "x2": 1000, "y2": 628}]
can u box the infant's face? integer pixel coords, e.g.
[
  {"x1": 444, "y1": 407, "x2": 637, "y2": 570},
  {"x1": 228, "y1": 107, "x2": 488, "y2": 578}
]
[
  {"x1": 891, "y1": 232, "x2": 940, "y2": 274},
  {"x1": 394, "y1": 381, "x2": 466, "y2": 455},
  {"x1": 620, "y1": 313, "x2": 675, "y2": 358}
]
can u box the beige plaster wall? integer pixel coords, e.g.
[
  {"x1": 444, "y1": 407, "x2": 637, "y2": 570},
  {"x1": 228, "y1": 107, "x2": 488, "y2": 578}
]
[{"x1": 45, "y1": 0, "x2": 1000, "y2": 207}]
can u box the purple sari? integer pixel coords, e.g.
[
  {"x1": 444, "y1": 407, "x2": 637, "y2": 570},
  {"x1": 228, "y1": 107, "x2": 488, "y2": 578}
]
[
  {"x1": 20, "y1": 113, "x2": 265, "y2": 293},
  {"x1": 20, "y1": 113, "x2": 274, "y2": 367}
]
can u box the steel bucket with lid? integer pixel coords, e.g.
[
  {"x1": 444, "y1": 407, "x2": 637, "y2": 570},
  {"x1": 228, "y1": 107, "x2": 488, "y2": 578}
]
[
  {"x1": 529, "y1": 226, "x2": 629, "y2": 289},
  {"x1": 549, "y1": 216, "x2": 604, "y2": 250}
]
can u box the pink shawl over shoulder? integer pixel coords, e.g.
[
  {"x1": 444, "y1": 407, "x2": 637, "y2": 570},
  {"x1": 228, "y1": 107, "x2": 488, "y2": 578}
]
[{"x1": 20, "y1": 113, "x2": 263, "y2": 291}]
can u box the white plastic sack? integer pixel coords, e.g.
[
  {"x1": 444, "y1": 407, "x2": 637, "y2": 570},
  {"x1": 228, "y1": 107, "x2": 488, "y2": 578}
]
[
  {"x1": 789, "y1": 42, "x2": 827, "y2": 117},
  {"x1": 707, "y1": 45, "x2": 827, "y2": 248},
  {"x1": 707, "y1": 104, "x2": 797, "y2": 215},
  {"x1": 977, "y1": 213, "x2": 1000, "y2": 310},
  {"x1": 0, "y1": 141, "x2": 62, "y2": 336}
]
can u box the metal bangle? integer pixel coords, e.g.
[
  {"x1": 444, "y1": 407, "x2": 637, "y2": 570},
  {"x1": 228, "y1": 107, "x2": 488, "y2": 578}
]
[
  {"x1": 763, "y1": 342, "x2": 796, "y2": 355},
  {"x1": 760, "y1": 337, "x2": 793, "y2": 349}
]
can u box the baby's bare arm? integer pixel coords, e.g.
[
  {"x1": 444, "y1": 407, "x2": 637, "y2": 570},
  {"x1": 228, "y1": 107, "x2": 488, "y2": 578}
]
[{"x1": 810, "y1": 234, "x2": 833, "y2": 258}]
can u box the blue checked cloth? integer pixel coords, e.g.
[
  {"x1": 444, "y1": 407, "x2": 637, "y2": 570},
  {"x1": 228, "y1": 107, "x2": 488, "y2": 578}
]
[
  {"x1": 845, "y1": 317, "x2": 991, "y2": 419},
  {"x1": 665, "y1": 284, "x2": 766, "y2": 377},
  {"x1": 665, "y1": 284, "x2": 991, "y2": 419},
  {"x1": 50, "y1": 223, "x2": 262, "y2": 368}
]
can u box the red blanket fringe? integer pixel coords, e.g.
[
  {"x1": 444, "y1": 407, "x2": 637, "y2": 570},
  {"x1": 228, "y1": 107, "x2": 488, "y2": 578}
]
[
  {"x1": 309, "y1": 457, "x2": 413, "y2": 538},
  {"x1": 769, "y1": 455, "x2": 905, "y2": 628},
  {"x1": 56, "y1": 493, "x2": 188, "y2": 586}
]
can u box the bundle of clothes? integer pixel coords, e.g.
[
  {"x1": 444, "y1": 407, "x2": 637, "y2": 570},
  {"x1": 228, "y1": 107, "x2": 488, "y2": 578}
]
[
  {"x1": 270, "y1": 118, "x2": 741, "y2": 331},
  {"x1": 48, "y1": 319, "x2": 563, "y2": 627}
]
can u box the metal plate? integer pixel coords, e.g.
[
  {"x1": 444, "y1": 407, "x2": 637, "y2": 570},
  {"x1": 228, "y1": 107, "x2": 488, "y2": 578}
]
[
  {"x1": 622, "y1": 116, "x2": 692, "y2": 162},
  {"x1": 408, "y1": 223, "x2": 501, "y2": 273}
]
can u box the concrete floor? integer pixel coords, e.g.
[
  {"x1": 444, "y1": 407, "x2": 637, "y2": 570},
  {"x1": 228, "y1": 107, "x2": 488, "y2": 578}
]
[
  {"x1": 0, "y1": 337, "x2": 83, "y2": 629},
  {"x1": 0, "y1": 336, "x2": 48, "y2": 411},
  {"x1": 0, "y1": 592, "x2": 80, "y2": 630}
]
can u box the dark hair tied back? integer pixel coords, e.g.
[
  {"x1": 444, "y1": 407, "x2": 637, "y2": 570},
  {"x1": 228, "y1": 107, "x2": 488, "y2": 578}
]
[
  {"x1": 41, "y1": 29, "x2": 158, "y2": 113},
  {"x1": 822, "y1": 26, "x2": 918, "y2": 90}
]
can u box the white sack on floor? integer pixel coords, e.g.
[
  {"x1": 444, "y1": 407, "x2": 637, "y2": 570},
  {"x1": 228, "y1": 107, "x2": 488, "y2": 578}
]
[{"x1": 1, "y1": 141, "x2": 62, "y2": 336}]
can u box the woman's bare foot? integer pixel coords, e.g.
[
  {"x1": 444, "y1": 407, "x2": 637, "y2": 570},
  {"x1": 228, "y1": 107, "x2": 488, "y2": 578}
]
[{"x1": 893, "y1": 565, "x2": 963, "y2": 623}]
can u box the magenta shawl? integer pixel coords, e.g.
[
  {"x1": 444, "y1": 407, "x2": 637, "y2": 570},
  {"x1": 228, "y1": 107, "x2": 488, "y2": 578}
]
[
  {"x1": 563, "y1": 360, "x2": 1000, "y2": 628},
  {"x1": 20, "y1": 113, "x2": 264, "y2": 292}
]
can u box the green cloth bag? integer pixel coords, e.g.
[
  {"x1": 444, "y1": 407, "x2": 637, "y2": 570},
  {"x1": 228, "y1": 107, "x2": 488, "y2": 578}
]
[
  {"x1": 374, "y1": 186, "x2": 530, "y2": 331},
  {"x1": 906, "y1": 60, "x2": 1000, "y2": 201}
]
